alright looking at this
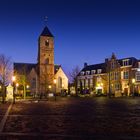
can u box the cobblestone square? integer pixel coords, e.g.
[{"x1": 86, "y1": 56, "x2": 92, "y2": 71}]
[{"x1": 0, "y1": 97, "x2": 140, "y2": 139}]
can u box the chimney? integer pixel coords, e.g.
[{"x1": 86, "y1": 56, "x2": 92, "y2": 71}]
[
  {"x1": 84, "y1": 62, "x2": 88, "y2": 68},
  {"x1": 105, "y1": 58, "x2": 108, "y2": 63}
]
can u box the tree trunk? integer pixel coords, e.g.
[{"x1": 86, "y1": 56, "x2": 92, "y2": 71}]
[{"x1": 2, "y1": 85, "x2": 6, "y2": 104}]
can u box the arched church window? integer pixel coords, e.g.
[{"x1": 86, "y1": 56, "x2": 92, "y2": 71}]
[
  {"x1": 45, "y1": 40, "x2": 49, "y2": 46},
  {"x1": 45, "y1": 58, "x2": 49, "y2": 64},
  {"x1": 58, "y1": 77, "x2": 62, "y2": 88}
]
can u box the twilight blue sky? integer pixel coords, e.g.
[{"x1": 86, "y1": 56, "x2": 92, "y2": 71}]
[{"x1": 0, "y1": 0, "x2": 140, "y2": 74}]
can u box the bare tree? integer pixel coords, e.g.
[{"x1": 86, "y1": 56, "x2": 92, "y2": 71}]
[
  {"x1": 69, "y1": 66, "x2": 80, "y2": 95},
  {"x1": 0, "y1": 54, "x2": 12, "y2": 103},
  {"x1": 14, "y1": 65, "x2": 28, "y2": 99}
]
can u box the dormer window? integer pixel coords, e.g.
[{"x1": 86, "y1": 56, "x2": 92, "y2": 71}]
[
  {"x1": 123, "y1": 59, "x2": 129, "y2": 66},
  {"x1": 80, "y1": 71, "x2": 85, "y2": 76},
  {"x1": 86, "y1": 71, "x2": 90, "y2": 75},
  {"x1": 91, "y1": 70, "x2": 96, "y2": 75},
  {"x1": 97, "y1": 69, "x2": 102, "y2": 74},
  {"x1": 45, "y1": 40, "x2": 49, "y2": 46}
]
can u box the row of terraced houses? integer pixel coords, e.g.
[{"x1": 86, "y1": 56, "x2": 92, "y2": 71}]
[{"x1": 77, "y1": 53, "x2": 140, "y2": 97}]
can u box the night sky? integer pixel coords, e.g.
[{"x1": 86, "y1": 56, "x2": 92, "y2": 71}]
[{"x1": 0, "y1": 0, "x2": 140, "y2": 74}]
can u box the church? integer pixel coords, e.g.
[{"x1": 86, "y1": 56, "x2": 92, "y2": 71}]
[{"x1": 14, "y1": 26, "x2": 68, "y2": 97}]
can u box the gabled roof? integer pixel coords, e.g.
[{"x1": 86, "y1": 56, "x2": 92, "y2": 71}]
[
  {"x1": 40, "y1": 26, "x2": 54, "y2": 37},
  {"x1": 14, "y1": 63, "x2": 37, "y2": 75}
]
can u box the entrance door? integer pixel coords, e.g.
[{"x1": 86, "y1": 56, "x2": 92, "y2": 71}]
[{"x1": 124, "y1": 88, "x2": 128, "y2": 96}]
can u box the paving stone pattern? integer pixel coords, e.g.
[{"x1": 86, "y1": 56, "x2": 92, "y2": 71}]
[{"x1": 1, "y1": 97, "x2": 140, "y2": 139}]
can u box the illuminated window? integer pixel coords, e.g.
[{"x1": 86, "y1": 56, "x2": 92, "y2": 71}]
[
  {"x1": 91, "y1": 70, "x2": 96, "y2": 75},
  {"x1": 90, "y1": 79, "x2": 93, "y2": 85},
  {"x1": 85, "y1": 79, "x2": 88, "y2": 86},
  {"x1": 136, "y1": 72, "x2": 140, "y2": 81},
  {"x1": 123, "y1": 59, "x2": 129, "y2": 66},
  {"x1": 86, "y1": 71, "x2": 90, "y2": 75},
  {"x1": 97, "y1": 76, "x2": 101, "y2": 82},
  {"x1": 114, "y1": 72, "x2": 118, "y2": 80},
  {"x1": 110, "y1": 72, "x2": 114, "y2": 80},
  {"x1": 80, "y1": 71, "x2": 85, "y2": 76},
  {"x1": 115, "y1": 83, "x2": 120, "y2": 90},
  {"x1": 123, "y1": 71, "x2": 129, "y2": 79},
  {"x1": 97, "y1": 69, "x2": 102, "y2": 74},
  {"x1": 111, "y1": 62, "x2": 115, "y2": 69},
  {"x1": 58, "y1": 77, "x2": 62, "y2": 88}
]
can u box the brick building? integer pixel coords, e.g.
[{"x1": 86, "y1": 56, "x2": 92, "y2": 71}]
[
  {"x1": 77, "y1": 53, "x2": 140, "y2": 97},
  {"x1": 14, "y1": 26, "x2": 68, "y2": 97}
]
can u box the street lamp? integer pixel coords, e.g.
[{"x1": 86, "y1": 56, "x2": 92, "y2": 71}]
[
  {"x1": 26, "y1": 85, "x2": 29, "y2": 89},
  {"x1": 132, "y1": 78, "x2": 136, "y2": 97},
  {"x1": 12, "y1": 76, "x2": 16, "y2": 104},
  {"x1": 26, "y1": 85, "x2": 30, "y2": 98},
  {"x1": 53, "y1": 79, "x2": 56, "y2": 101},
  {"x1": 48, "y1": 85, "x2": 52, "y2": 89}
]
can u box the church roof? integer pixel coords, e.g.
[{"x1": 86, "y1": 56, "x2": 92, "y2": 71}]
[
  {"x1": 40, "y1": 26, "x2": 54, "y2": 37},
  {"x1": 14, "y1": 63, "x2": 37, "y2": 75}
]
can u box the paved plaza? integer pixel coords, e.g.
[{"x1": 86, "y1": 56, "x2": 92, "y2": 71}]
[{"x1": 0, "y1": 97, "x2": 140, "y2": 139}]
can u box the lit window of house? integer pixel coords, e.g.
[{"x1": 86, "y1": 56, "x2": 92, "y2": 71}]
[
  {"x1": 86, "y1": 71, "x2": 90, "y2": 75},
  {"x1": 97, "y1": 76, "x2": 101, "y2": 82},
  {"x1": 123, "y1": 71, "x2": 129, "y2": 79},
  {"x1": 111, "y1": 62, "x2": 115, "y2": 69},
  {"x1": 90, "y1": 79, "x2": 93, "y2": 85},
  {"x1": 115, "y1": 83, "x2": 120, "y2": 90},
  {"x1": 97, "y1": 69, "x2": 102, "y2": 74},
  {"x1": 114, "y1": 72, "x2": 118, "y2": 80},
  {"x1": 85, "y1": 79, "x2": 88, "y2": 86},
  {"x1": 136, "y1": 72, "x2": 140, "y2": 81},
  {"x1": 110, "y1": 72, "x2": 114, "y2": 80},
  {"x1": 81, "y1": 80, "x2": 84, "y2": 86},
  {"x1": 123, "y1": 59, "x2": 129, "y2": 66},
  {"x1": 91, "y1": 70, "x2": 96, "y2": 75},
  {"x1": 80, "y1": 71, "x2": 85, "y2": 76},
  {"x1": 77, "y1": 80, "x2": 80, "y2": 86}
]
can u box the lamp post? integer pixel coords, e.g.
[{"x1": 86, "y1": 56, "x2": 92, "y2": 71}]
[
  {"x1": 53, "y1": 79, "x2": 56, "y2": 101},
  {"x1": 132, "y1": 78, "x2": 136, "y2": 97},
  {"x1": 12, "y1": 76, "x2": 16, "y2": 104},
  {"x1": 26, "y1": 85, "x2": 29, "y2": 89},
  {"x1": 26, "y1": 85, "x2": 30, "y2": 98}
]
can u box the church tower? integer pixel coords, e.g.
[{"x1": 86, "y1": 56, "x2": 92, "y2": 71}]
[{"x1": 37, "y1": 26, "x2": 54, "y2": 94}]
